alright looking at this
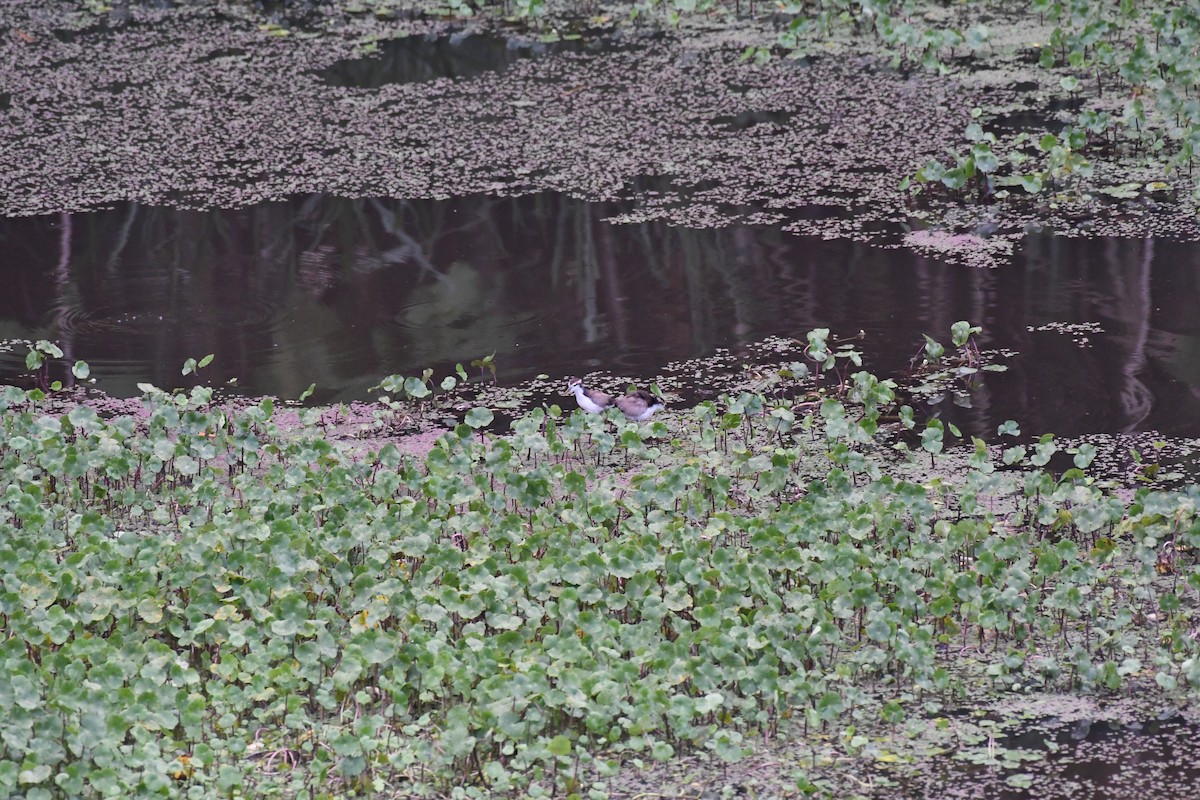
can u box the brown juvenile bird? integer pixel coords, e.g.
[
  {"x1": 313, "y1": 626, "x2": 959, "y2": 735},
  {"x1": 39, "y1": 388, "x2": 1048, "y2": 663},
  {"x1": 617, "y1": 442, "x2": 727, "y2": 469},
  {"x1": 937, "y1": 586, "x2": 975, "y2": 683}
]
[
  {"x1": 568, "y1": 377, "x2": 664, "y2": 421},
  {"x1": 613, "y1": 389, "x2": 664, "y2": 421}
]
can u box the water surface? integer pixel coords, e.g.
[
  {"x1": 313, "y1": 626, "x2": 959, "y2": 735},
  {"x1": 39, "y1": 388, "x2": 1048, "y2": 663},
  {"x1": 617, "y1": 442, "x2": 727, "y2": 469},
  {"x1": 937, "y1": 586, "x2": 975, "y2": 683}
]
[
  {"x1": 913, "y1": 717, "x2": 1200, "y2": 799},
  {"x1": 2, "y1": 192, "x2": 1200, "y2": 439}
]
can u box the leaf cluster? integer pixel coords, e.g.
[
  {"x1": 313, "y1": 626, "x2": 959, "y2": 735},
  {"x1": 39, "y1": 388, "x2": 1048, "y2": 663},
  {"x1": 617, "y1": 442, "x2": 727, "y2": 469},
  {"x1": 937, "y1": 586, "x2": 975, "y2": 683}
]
[{"x1": 2, "y1": 327, "x2": 1200, "y2": 797}]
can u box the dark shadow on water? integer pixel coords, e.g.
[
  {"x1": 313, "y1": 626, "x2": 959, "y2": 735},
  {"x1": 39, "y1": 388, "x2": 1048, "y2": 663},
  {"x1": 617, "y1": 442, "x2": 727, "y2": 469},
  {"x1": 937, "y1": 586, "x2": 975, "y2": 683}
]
[
  {"x1": 987, "y1": 98, "x2": 1081, "y2": 137},
  {"x1": 2, "y1": 192, "x2": 1200, "y2": 440},
  {"x1": 710, "y1": 109, "x2": 794, "y2": 132},
  {"x1": 318, "y1": 29, "x2": 647, "y2": 88}
]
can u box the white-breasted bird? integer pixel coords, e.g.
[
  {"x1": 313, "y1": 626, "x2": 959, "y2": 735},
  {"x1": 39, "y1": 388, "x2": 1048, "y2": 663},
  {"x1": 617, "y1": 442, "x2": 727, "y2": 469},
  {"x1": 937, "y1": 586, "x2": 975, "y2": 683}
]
[{"x1": 567, "y1": 376, "x2": 614, "y2": 414}]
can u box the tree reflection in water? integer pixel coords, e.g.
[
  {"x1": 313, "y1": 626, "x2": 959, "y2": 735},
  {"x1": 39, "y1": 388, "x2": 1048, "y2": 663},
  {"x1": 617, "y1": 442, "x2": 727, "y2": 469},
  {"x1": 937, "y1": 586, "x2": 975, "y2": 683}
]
[{"x1": 1, "y1": 192, "x2": 1200, "y2": 437}]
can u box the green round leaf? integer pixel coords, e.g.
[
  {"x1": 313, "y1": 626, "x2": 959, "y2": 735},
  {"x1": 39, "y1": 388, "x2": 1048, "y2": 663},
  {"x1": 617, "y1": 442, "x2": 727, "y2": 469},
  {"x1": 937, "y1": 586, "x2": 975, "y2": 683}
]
[{"x1": 464, "y1": 407, "x2": 494, "y2": 429}]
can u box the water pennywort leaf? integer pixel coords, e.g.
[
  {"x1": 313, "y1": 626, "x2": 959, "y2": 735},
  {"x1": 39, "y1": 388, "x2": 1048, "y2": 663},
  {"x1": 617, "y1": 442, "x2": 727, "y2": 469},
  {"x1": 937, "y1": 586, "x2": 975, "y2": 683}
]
[
  {"x1": 998, "y1": 420, "x2": 1020, "y2": 437},
  {"x1": 1072, "y1": 443, "x2": 1097, "y2": 469},
  {"x1": 465, "y1": 407, "x2": 494, "y2": 429},
  {"x1": 547, "y1": 735, "x2": 571, "y2": 756}
]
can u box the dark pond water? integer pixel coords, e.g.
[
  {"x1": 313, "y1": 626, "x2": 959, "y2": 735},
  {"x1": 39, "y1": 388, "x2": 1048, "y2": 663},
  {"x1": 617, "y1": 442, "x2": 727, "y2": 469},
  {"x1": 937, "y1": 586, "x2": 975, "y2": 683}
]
[
  {"x1": 3, "y1": 192, "x2": 1200, "y2": 439},
  {"x1": 914, "y1": 717, "x2": 1200, "y2": 799}
]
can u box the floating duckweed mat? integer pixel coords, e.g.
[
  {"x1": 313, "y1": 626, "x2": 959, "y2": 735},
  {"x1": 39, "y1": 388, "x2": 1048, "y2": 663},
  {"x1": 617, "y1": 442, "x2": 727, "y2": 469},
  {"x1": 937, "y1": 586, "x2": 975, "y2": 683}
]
[
  {"x1": 2, "y1": 0, "x2": 1107, "y2": 273},
  {"x1": 0, "y1": 0, "x2": 968, "y2": 226},
  {"x1": 13, "y1": 0, "x2": 1200, "y2": 260},
  {"x1": 2, "y1": 337, "x2": 1200, "y2": 798}
]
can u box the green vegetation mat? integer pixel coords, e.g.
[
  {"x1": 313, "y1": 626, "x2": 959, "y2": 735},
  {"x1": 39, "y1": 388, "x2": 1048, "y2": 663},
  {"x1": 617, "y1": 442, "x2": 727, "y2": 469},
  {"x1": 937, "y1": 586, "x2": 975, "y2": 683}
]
[{"x1": 3, "y1": 329, "x2": 1200, "y2": 798}]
